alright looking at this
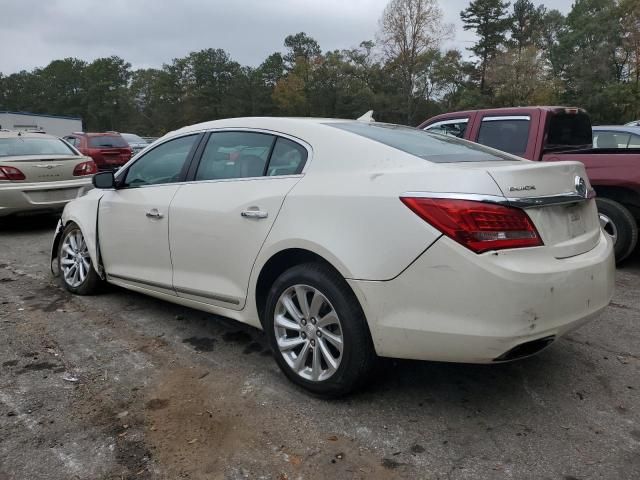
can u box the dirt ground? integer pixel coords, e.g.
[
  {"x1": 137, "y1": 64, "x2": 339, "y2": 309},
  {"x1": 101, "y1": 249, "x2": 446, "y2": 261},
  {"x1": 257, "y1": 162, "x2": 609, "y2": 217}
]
[{"x1": 0, "y1": 214, "x2": 639, "y2": 480}]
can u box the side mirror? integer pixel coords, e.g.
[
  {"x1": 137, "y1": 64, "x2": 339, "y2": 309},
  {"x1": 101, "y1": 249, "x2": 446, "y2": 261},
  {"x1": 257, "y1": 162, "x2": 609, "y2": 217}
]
[{"x1": 92, "y1": 171, "x2": 115, "y2": 189}]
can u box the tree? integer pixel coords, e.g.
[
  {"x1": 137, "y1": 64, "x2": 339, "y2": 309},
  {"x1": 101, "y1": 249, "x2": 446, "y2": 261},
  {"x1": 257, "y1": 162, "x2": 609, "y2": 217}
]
[
  {"x1": 460, "y1": 0, "x2": 511, "y2": 93},
  {"x1": 283, "y1": 32, "x2": 321, "y2": 68},
  {"x1": 378, "y1": 0, "x2": 452, "y2": 123},
  {"x1": 509, "y1": 0, "x2": 545, "y2": 53}
]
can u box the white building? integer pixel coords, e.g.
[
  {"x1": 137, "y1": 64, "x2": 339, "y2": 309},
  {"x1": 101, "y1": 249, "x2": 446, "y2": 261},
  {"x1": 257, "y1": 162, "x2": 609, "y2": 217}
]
[{"x1": 0, "y1": 111, "x2": 83, "y2": 137}]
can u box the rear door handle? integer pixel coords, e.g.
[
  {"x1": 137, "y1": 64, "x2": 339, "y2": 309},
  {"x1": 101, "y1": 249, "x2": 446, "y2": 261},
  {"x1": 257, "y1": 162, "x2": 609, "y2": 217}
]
[
  {"x1": 241, "y1": 209, "x2": 268, "y2": 219},
  {"x1": 145, "y1": 209, "x2": 164, "y2": 219}
]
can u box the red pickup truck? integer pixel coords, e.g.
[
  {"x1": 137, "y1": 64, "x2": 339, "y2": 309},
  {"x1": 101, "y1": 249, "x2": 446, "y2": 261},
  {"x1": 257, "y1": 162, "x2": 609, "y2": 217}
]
[{"x1": 419, "y1": 107, "x2": 640, "y2": 262}]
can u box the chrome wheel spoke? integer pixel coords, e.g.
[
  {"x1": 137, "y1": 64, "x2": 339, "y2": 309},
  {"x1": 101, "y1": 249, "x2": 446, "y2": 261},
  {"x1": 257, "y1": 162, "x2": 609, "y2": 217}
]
[
  {"x1": 318, "y1": 338, "x2": 338, "y2": 371},
  {"x1": 60, "y1": 257, "x2": 75, "y2": 266},
  {"x1": 317, "y1": 311, "x2": 339, "y2": 328},
  {"x1": 275, "y1": 314, "x2": 301, "y2": 331},
  {"x1": 295, "y1": 286, "x2": 311, "y2": 319},
  {"x1": 282, "y1": 294, "x2": 303, "y2": 323},
  {"x1": 311, "y1": 345, "x2": 322, "y2": 380},
  {"x1": 277, "y1": 336, "x2": 306, "y2": 351},
  {"x1": 81, "y1": 257, "x2": 90, "y2": 271},
  {"x1": 309, "y1": 291, "x2": 324, "y2": 318},
  {"x1": 320, "y1": 329, "x2": 343, "y2": 353},
  {"x1": 293, "y1": 341, "x2": 311, "y2": 371},
  {"x1": 68, "y1": 233, "x2": 78, "y2": 250}
]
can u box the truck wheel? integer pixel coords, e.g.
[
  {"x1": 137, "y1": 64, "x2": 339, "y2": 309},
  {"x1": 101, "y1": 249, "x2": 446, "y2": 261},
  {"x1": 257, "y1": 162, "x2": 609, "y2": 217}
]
[{"x1": 596, "y1": 198, "x2": 638, "y2": 263}]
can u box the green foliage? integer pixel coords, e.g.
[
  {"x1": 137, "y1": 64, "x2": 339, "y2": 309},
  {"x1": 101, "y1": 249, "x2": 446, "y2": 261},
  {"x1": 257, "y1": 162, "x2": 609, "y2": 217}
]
[
  {"x1": 0, "y1": 0, "x2": 638, "y2": 132},
  {"x1": 461, "y1": 0, "x2": 511, "y2": 91}
]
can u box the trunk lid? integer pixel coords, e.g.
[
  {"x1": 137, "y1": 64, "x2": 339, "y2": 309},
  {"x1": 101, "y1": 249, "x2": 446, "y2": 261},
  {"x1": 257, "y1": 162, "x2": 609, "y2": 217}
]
[
  {"x1": 1, "y1": 154, "x2": 88, "y2": 183},
  {"x1": 485, "y1": 161, "x2": 600, "y2": 258}
]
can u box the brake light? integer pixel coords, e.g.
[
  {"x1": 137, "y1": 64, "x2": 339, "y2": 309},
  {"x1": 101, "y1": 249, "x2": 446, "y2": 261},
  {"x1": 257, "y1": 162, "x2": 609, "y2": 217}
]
[
  {"x1": 400, "y1": 197, "x2": 543, "y2": 253},
  {"x1": 0, "y1": 166, "x2": 26, "y2": 181},
  {"x1": 73, "y1": 160, "x2": 98, "y2": 176}
]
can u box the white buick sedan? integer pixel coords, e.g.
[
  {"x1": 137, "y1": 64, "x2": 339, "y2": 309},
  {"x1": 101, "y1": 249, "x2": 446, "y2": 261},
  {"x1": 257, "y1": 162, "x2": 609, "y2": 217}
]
[{"x1": 51, "y1": 117, "x2": 615, "y2": 395}]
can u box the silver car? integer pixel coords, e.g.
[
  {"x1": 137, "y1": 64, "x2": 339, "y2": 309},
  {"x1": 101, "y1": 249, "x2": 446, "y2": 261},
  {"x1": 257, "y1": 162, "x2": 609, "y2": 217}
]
[
  {"x1": 0, "y1": 131, "x2": 95, "y2": 217},
  {"x1": 120, "y1": 133, "x2": 149, "y2": 156}
]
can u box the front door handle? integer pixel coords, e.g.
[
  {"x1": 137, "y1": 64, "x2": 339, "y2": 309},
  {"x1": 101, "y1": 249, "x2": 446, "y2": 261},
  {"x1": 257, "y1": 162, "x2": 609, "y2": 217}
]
[
  {"x1": 145, "y1": 209, "x2": 164, "y2": 219},
  {"x1": 241, "y1": 209, "x2": 268, "y2": 219}
]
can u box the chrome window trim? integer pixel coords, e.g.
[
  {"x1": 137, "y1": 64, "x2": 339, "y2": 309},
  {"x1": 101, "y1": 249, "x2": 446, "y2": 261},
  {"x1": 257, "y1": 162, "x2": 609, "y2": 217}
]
[
  {"x1": 482, "y1": 116, "x2": 531, "y2": 122},
  {"x1": 424, "y1": 118, "x2": 469, "y2": 129},
  {"x1": 401, "y1": 189, "x2": 596, "y2": 208}
]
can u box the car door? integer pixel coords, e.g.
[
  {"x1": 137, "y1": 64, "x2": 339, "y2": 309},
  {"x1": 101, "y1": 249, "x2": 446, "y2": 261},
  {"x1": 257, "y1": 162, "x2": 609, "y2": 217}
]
[
  {"x1": 98, "y1": 133, "x2": 201, "y2": 294},
  {"x1": 169, "y1": 130, "x2": 308, "y2": 309}
]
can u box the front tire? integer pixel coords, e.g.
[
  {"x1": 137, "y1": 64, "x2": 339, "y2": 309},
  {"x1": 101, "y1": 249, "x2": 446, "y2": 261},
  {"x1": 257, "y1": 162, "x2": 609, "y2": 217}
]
[
  {"x1": 597, "y1": 198, "x2": 638, "y2": 263},
  {"x1": 58, "y1": 222, "x2": 102, "y2": 295},
  {"x1": 264, "y1": 262, "x2": 375, "y2": 397}
]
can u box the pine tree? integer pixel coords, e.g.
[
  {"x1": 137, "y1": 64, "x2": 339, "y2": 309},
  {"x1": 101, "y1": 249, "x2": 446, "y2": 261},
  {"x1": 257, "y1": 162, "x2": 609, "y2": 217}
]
[{"x1": 460, "y1": 0, "x2": 511, "y2": 92}]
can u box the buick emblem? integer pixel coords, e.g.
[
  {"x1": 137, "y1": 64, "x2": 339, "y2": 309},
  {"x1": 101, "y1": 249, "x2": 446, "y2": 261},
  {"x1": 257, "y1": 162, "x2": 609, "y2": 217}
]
[{"x1": 574, "y1": 176, "x2": 587, "y2": 198}]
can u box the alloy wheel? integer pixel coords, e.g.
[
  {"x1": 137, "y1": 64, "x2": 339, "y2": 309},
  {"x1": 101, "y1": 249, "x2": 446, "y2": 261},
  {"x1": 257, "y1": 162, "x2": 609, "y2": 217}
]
[
  {"x1": 60, "y1": 229, "x2": 91, "y2": 288},
  {"x1": 274, "y1": 284, "x2": 343, "y2": 382}
]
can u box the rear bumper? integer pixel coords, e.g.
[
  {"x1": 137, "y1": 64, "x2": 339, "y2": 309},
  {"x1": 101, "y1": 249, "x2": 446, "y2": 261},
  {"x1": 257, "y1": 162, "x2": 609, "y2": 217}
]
[
  {"x1": 0, "y1": 178, "x2": 93, "y2": 217},
  {"x1": 348, "y1": 231, "x2": 615, "y2": 363}
]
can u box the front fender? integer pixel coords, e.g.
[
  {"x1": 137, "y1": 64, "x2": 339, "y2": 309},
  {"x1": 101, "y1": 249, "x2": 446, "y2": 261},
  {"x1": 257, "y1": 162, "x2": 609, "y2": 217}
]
[
  {"x1": 51, "y1": 189, "x2": 105, "y2": 279},
  {"x1": 50, "y1": 219, "x2": 64, "y2": 276}
]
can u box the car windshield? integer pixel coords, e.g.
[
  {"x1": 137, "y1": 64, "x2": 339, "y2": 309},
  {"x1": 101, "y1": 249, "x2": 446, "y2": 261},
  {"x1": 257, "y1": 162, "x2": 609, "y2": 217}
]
[
  {"x1": 121, "y1": 133, "x2": 147, "y2": 144},
  {"x1": 0, "y1": 137, "x2": 76, "y2": 157},
  {"x1": 328, "y1": 122, "x2": 518, "y2": 163},
  {"x1": 88, "y1": 135, "x2": 128, "y2": 148}
]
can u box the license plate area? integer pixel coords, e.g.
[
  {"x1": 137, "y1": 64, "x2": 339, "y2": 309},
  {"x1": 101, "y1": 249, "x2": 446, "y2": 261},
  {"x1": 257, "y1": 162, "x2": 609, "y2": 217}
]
[
  {"x1": 525, "y1": 199, "x2": 600, "y2": 257},
  {"x1": 26, "y1": 188, "x2": 80, "y2": 203}
]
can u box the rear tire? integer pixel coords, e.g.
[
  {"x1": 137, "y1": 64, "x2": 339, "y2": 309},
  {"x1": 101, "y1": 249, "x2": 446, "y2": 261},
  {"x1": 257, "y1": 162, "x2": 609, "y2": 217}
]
[
  {"x1": 264, "y1": 262, "x2": 375, "y2": 397},
  {"x1": 596, "y1": 198, "x2": 638, "y2": 263},
  {"x1": 58, "y1": 222, "x2": 102, "y2": 295}
]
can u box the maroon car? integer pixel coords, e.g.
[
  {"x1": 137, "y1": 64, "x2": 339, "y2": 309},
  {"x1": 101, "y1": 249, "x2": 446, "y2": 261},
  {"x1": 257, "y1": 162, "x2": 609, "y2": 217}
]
[
  {"x1": 63, "y1": 132, "x2": 131, "y2": 171},
  {"x1": 419, "y1": 107, "x2": 640, "y2": 262}
]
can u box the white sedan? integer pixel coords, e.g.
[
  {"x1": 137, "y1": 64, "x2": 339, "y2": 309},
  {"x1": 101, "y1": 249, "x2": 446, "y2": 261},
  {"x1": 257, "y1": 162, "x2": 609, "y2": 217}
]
[{"x1": 51, "y1": 117, "x2": 615, "y2": 395}]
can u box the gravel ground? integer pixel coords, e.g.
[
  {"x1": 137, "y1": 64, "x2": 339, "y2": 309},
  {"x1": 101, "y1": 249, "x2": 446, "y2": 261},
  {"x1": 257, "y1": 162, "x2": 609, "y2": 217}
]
[{"x1": 0, "y1": 214, "x2": 638, "y2": 480}]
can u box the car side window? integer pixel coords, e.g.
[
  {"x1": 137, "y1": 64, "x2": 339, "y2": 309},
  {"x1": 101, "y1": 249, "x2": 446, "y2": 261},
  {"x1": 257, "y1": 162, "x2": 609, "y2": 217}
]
[
  {"x1": 267, "y1": 137, "x2": 308, "y2": 176},
  {"x1": 124, "y1": 134, "x2": 197, "y2": 188},
  {"x1": 195, "y1": 131, "x2": 275, "y2": 181},
  {"x1": 593, "y1": 131, "x2": 631, "y2": 149},
  {"x1": 477, "y1": 117, "x2": 530, "y2": 156},
  {"x1": 629, "y1": 134, "x2": 640, "y2": 148},
  {"x1": 425, "y1": 119, "x2": 468, "y2": 138},
  {"x1": 64, "y1": 136, "x2": 77, "y2": 147}
]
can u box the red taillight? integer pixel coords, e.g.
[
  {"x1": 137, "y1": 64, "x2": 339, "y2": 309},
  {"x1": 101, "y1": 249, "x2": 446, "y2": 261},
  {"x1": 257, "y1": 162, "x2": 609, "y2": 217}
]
[
  {"x1": 400, "y1": 197, "x2": 543, "y2": 253},
  {"x1": 73, "y1": 160, "x2": 98, "y2": 176},
  {"x1": 0, "y1": 166, "x2": 26, "y2": 181}
]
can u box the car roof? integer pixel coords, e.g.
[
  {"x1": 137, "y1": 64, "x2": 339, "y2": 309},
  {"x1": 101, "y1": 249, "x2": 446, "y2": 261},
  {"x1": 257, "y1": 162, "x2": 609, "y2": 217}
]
[
  {"x1": 164, "y1": 117, "x2": 367, "y2": 141},
  {"x1": 71, "y1": 132, "x2": 123, "y2": 137},
  {"x1": 592, "y1": 125, "x2": 640, "y2": 134},
  {"x1": 0, "y1": 131, "x2": 59, "y2": 140}
]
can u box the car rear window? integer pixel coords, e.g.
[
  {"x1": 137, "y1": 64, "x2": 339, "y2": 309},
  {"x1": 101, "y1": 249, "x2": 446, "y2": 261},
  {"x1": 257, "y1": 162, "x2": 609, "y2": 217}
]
[
  {"x1": 121, "y1": 133, "x2": 147, "y2": 144},
  {"x1": 88, "y1": 135, "x2": 128, "y2": 148},
  {"x1": 328, "y1": 122, "x2": 517, "y2": 163},
  {"x1": 0, "y1": 137, "x2": 77, "y2": 157},
  {"x1": 545, "y1": 112, "x2": 592, "y2": 150}
]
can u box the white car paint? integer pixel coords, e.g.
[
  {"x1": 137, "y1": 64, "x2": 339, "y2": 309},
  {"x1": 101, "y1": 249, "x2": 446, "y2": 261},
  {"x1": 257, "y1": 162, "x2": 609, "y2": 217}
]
[{"x1": 55, "y1": 117, "x2": 615, "y2": 363}]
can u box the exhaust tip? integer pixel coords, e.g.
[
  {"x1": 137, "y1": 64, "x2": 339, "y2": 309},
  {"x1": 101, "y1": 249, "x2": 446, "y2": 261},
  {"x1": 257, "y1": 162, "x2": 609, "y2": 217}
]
[{"x1": 494, "y1": 335, "x2": 556, "y2": 362}]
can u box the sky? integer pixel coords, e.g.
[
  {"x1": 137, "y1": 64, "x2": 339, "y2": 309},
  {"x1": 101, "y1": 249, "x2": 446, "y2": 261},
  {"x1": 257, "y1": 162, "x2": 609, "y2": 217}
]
[{"x1": 0, "y1": 0, "x2": 574, "y2": 75}]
